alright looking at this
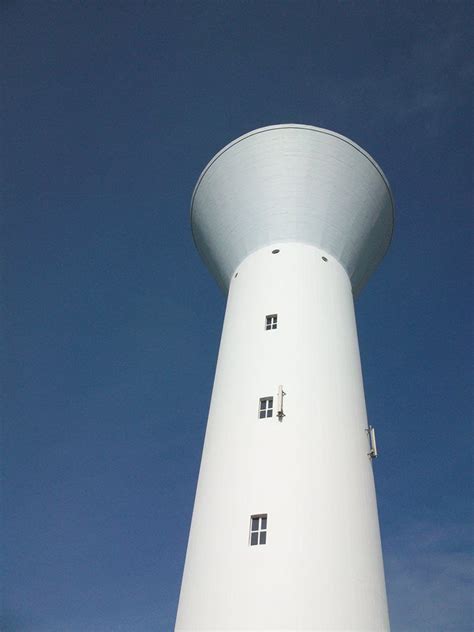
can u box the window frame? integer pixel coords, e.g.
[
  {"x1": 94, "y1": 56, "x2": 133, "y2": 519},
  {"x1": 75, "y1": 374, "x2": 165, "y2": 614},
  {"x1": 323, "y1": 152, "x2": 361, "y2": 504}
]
[
  {"x1": 265, "y1": 314, "x2": 278, "y2": 330},
  {"x1": 259, "y1": 396, "x2": 273, "y2": 419},
  {"x1": 249, "y1": 514, "x2": 268, "y2": 546}
]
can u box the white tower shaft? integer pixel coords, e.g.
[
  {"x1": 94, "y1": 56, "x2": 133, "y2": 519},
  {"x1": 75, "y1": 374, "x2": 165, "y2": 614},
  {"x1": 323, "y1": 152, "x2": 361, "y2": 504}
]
[
  {"x1": 176, "y1": 125, "x2": 394, "y2": 631},
  {"x1": 176, "y1": 243, "x2": 389, "y2": 630}
]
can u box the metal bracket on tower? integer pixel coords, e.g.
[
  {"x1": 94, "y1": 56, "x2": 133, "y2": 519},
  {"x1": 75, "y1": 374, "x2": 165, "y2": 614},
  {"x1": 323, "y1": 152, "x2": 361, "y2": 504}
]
[
  {"x1": 366, "y1": 425, "x2": 378, "y2": 459},
  {"x1": 276, "y1": 385, "x2": 286, "y2": 421}
]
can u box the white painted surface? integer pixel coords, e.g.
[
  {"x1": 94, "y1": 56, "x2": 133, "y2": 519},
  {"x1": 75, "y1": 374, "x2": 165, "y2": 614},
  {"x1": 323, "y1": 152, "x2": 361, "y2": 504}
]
[
  {"x1": 177, "y1": 126, "x2": 393, "y2": 630},
  {"x1": 191, "y1": 125, "x2": 394, "y2": 296},
  {"x1": 175, "y1": 243, "x2": 390, "y2": 631}
]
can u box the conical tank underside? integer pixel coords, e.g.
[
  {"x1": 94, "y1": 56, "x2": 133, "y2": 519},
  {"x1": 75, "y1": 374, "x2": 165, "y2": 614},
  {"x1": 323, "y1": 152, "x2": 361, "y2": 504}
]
[{"x1": 191, "y1": 124, "x2": 394, "y2": 295}]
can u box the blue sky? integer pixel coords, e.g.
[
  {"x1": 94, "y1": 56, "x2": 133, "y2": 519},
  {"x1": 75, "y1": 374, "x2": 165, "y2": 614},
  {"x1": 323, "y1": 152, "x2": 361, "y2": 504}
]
[{"x1": 2, "y1": 2, "x2": 472, "y2": 630}]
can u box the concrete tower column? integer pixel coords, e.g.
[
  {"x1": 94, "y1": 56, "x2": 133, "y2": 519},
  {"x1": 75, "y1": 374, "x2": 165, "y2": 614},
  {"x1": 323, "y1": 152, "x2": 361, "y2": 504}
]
[{"x1": 175, "y1": 125, "x2": 394, "y2": 632}]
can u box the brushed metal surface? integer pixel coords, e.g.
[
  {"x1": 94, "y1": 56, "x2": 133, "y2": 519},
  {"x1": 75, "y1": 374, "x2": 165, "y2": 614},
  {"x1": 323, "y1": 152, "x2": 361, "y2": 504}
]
[{"x1": 191, "y1": 124, "x2": 394, "y2": 295}]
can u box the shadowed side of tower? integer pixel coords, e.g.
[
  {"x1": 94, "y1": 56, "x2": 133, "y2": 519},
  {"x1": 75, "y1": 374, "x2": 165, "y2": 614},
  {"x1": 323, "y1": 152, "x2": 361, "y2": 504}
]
[{"x1": 175, "y1": 125, "x2": 394, "y2": 631}]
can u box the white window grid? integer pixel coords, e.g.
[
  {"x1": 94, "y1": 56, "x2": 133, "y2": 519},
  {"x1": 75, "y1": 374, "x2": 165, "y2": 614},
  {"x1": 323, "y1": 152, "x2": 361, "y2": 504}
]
[
  {"x1": 265, "y1": 314, "x2": 278, "y2": 330},
  {"x1": 259, "y1": 396, "x2": 273, "y2": 419},
  {"x1": 250, "y1": 514, "x2": 267, "y2": 546}
]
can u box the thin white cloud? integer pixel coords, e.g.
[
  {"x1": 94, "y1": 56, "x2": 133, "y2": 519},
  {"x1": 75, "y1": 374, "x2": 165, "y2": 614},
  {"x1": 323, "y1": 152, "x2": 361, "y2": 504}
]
[{"x1": 385, "y1": 520, "x2": 473, "y2": 631}]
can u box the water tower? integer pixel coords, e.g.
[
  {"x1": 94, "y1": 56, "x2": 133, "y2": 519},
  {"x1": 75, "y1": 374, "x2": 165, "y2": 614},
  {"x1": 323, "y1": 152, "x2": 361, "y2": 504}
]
[{"x1": 175, "y1": 124, "x2": 394, "y2": 631}]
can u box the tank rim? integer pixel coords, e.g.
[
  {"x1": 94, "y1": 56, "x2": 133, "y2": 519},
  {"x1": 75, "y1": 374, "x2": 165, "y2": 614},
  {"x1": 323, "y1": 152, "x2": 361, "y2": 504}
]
[
  {"x1": 190, "y1": 123, "x2": 394, "y2": 224},
  {"x1": 189, "y1": 124, "x2": 395, "y2": 295}
]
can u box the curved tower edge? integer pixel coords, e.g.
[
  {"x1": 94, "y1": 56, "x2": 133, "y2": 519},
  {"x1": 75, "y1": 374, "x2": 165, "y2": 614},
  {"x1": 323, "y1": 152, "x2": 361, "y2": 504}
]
[{"x1": 190, "y1": 124, "x2": 394, "y2": 296}]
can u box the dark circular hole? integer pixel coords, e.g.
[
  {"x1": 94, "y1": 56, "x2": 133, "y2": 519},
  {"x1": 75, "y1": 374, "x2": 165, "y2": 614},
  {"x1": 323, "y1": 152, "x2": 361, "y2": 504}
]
[
  {"x1": 272, "y1": 249, "x2": 280, "y2": 254},
  {"x1": 234, "y1": 272, "x2": 238, "y2": 278},
  {"x1": 322, "y1": 256, "x2": 328, "y2": 262}
]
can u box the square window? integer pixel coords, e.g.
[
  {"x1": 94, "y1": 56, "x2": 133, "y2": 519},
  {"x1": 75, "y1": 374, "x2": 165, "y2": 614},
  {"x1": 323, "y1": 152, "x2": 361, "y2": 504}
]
[
  {"x1": 265, "y1": 314, "x2": 278, "y2": 331},
  {"x1": 259, "y1": 397, "x2": 273, "y2": 419},
  {"x1": 250, "y1": 514, "x2": 267, "y2": 546}
]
